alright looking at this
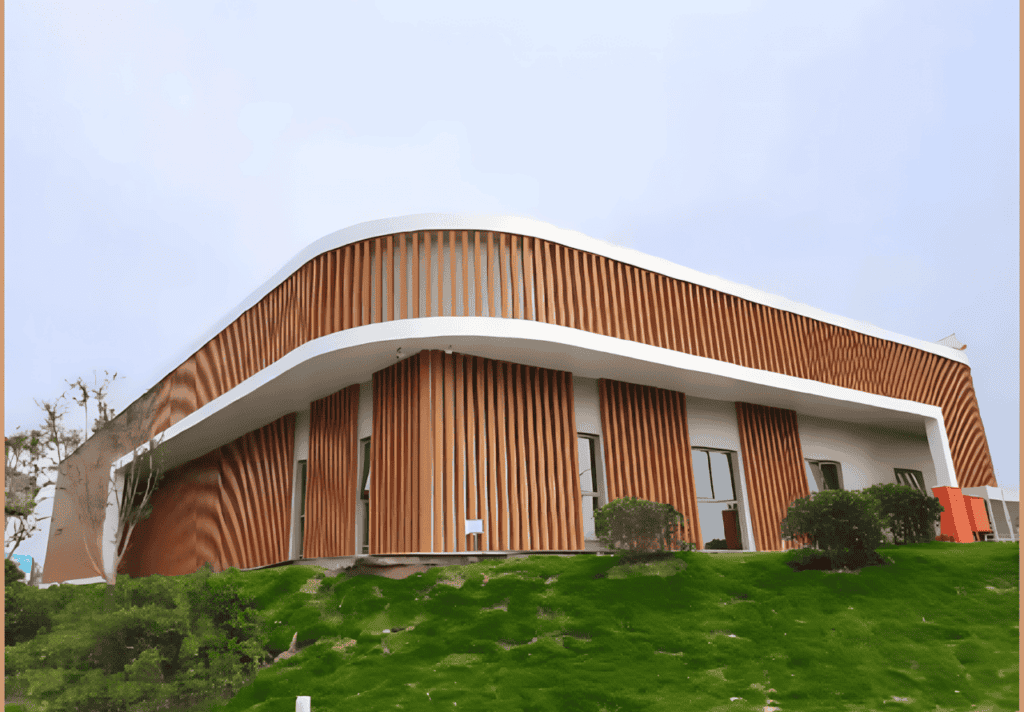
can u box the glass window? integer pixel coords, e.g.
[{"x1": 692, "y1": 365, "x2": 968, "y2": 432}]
[
  {"x1": 806, "y1": 460, "x2": 843, "y2": 492},
  {"x1": 691, "y1": 450, "x2": 714, "y2": 500},
  {"x1": 578, "y1": 434, "x2": 600, "y2": 540},
  {"x1": 692, "y1": 448, "x2": 742, "y2": 550},
  {"x1": 709, "y1": 451, "x2": 735, "y2": 501},
  {"x1": 360, "y1": 438, "x2": 371, "y2": 500},
  {"x1": 894, "y1": 468, "x2": 925, "y2": 493}
]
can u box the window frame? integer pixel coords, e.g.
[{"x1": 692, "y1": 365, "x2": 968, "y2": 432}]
[
  {"x1": 577, "y1": 432, "x2": 604, "y2": 540},
  {"x1": 893, "y1": 468, "x2": 925, "y2": 493},
  {"x1": 805, "y1": 459, "x2": 844, "y2": 492}
]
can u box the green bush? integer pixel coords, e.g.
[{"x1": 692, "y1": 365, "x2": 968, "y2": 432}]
[
  {"x1": 4, "y1": 564, "x2": 272, "y2": 712},
  {"x1": 704, "y1": 538, "x2": 729, "y2": 550},
  {"x1": 5, "y1": 577, "x2": 53, "y2": 646},
  {"x1": 780, "y1": 489, "x2": 888, "y2": 570},
  {"x1": 594, "y1": 497, "x2": 694, "y2": 563},
  {"x1": 7, "y1": 556, "x2": 26, "y2": 585},
  {"x1": 863, "y1": 483, "x2": 944, "y2": 545}
]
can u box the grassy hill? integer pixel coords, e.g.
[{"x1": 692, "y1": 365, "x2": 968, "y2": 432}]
[{"x1": 6, "y1": 542, "x2": 1020, "y2": 711}]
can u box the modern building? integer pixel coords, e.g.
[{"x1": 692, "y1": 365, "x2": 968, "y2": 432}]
[{"x1": 42, "y1": 214, "x2": 1010, "y2": 585}]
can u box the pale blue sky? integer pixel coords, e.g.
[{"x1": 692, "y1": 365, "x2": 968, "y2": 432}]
[{"x1": 5, "y1": 1, "x2": 1018, "y2": 569}]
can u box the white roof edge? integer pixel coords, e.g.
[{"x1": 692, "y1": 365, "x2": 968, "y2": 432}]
[{"x1": 146, "y1": 213, "x2": 970, "y2": 388}]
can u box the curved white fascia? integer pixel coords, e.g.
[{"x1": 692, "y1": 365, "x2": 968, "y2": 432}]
[
  {"x1": 147, "y1": 214, "x2": 968, "y2": 394},
  {"x1": 148, "y1": 317, "x2": 957, "y2": 490}
]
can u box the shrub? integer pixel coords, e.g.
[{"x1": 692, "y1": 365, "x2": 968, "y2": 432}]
[
  {"x1": 5, "y1": 563, "x2": 272, "y2": 712},
  {"x1": 594, "y1": 497, "x2": 694, "y2": 563},
  {"x1": 863, "y1": 483, "x2": 944, "y2": 545},
  {"x1": 5, "y1": 577, "x2": 52, "y2": 646},
  {"x1": 704, "y1": 538, "x2": 729, "y2": 550},
  {"x1": 780, "y1": 489, "x2": 888, "y2": 570},
  {"x1": 6, "y1": 557, "x2": 26, "y2": 585}
]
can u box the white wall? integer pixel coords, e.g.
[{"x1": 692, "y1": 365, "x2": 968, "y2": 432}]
[{"x1": 797, "y1": 414, "x2": 934, "y2": 491}]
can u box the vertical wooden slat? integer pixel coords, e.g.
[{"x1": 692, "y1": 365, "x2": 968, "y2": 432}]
[
  {"x1": 511, "y1": 234, "x2": 522, "y2": 320},
  {"x1": 460, "y1": 231, "x2": 470, "y2": 318},
  {"x1": 399, "y1": 234, "x2": 408, "y2": 320},
  {"x1": 542, "y1": 241, "x2": 557, "y2": 327},
  {"x1": 449, "y1": 230, "x2": 458, "y2": 318},
  {"x1": 494, "y1": 361, "x2": 509, "y2": 549},
  {"x1": 484, "y1": 359, "x2": 499, "y2": 549},
  {"x1": 505, "y1": 363, "x2": 521, "y2": 549},
  {"x1": 534, "y1": 237, "x2": 547, "y2": 323},
  {"x1": 523, "y1": 236, "x2": 536, "y2": 321},
  {"x1": 486, "y1": 232, "x2": 495, "y2": 318},
  {"x1": 442, "y1": 351, "x2": 455, "y2": 550},
  {"x1": 454, "y1": 354, "x2": 466, "y2": 551},
  {"x1": 411, "y1": 233, "x2": 421, "y2": 320},
  {"x1": 465, "y1": 356, "x2": 478, "y2": 549},
  {"x1": 437, "y1": 232, "x2": 445, "y2": 319},
  {"x1": 474, "y1": 231, "x2": 483, "y2": 317}
]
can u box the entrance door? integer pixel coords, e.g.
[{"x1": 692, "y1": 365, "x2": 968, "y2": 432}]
[
  {"x1": 577, "y1": 434, "x2": 602, "y2": 541},
  {"x1": 692, "y1": 448, "x2": 743, "y2": 550}
]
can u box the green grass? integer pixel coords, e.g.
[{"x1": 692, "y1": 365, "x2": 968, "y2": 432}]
[{"x1": 10, "y1": 542, "x2": 1021, "y2": 711}]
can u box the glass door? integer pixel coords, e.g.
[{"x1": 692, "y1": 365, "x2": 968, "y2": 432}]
[{"x1": 692, "y1": 449, "x2": 742, "y2": 550}]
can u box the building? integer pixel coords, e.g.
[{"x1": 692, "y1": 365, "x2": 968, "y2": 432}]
[{"x1": 41, "y1": 214, "x2": 1012, "y2": 585}]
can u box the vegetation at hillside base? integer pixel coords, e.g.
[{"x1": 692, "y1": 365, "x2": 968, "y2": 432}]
[
  {"x1": 593, "y1": 496, "x2": 695, "y2": 563},
  {"x1": 5, "y1": 562, "x2": 269, "y2": 712},
  {"x1": 781, "y1": 484, "x2": 945, "y2": 572},
  {"x1": 5, "y1": 542, "x2": 1018, "y2": 711}
]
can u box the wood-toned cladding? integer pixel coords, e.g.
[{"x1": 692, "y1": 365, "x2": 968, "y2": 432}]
[
  {"x1": 218, "y1": 414, "x2": 295, "y2": 570},
  {"x1": 149, "y1": 230, "x2": 994, "y2": 489},
  {"x1": 118, "y1": 456, "x2": 221, "y2": 578},
  {"x1": 598, "y1": 380, "x2": 702, "y2": 550},
  {"x1": 372, "y1": 350, "x2": 582, "y2": 554},
  {"x1": 305, "y1": 385, "x2": 360, "y2": 558},
  {"x1": 119, "y1": 415, "x2": 295, "y2": 577},
  {"x1": 734, "y1": 403, "x2": 811, "y2": 552}
]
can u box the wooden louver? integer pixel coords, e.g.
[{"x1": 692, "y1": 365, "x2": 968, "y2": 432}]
[
  {"x1": 598, "y1": 379, "x2": 702, "y2": 550},
  {"x1": 371, "y1": 350, "x2": 583, "y2": 554},
  {"x1": 734, "y1": 402, "x2": 811, "y2": 552},
  {"x1": 144, "y1": 229, "x2": 993, "y2": 491}
]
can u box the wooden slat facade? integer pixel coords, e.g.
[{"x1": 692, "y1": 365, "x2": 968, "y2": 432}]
[
  {"x1": 140, "y1": 229, "x2": 994, "y2": 491},
  {"x1": 305, "y1": 385, "x2": 360, "y2": 557},
  {"x1": 370, "y1": 350, "x2": 582, "y2": 554},
  {"x1": 53, "y1": 224, "x2": 998, "y2": 583},
  {"x1": 118, "y1": 415, "x2": 295, "y2": 577},
  {"x1": 598, "y1": 380, "x2": 702, "y2": 549},
  {"x1": 734, "y1": 403, "x2": 812, "y2": 552}
]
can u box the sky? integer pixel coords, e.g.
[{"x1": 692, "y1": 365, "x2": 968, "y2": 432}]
[{"x1": 5, "y1": 1, "x2": 1019, "y2": 570}]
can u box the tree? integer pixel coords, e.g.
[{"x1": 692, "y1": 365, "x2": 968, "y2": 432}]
[
  {"x1": 59, "y1": 380, "x2": 169, "y2": 609},
  {"x1": 66, "y1": 370, "x2": 120, "y2": 436},
  {"x1": 5, "y1": 429, "x2": 62, "y2": 561}
]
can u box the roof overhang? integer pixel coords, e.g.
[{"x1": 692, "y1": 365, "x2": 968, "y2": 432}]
[{"x1": 147, "y1": 317, "x2": 946, "y2": 474}]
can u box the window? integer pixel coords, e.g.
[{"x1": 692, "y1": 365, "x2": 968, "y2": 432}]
[
  {"x1": 295, "y1": 460, "x2": 307, "y2": 558},
  {"x1": 894, "y1": 468, "x2": 925, "y2": 493},
  {"x1": 577, "y1": 434, "x2": 602, "y2": 539},
  {"x1": 692, "y1": 448, "x2": 743, "y2": 550},
  {"x1": 359, "y1": 438, "x2": 371, "y2": 555},
  {"x1": 805, "y1": 460, "x2": 842, "y2": 493}
]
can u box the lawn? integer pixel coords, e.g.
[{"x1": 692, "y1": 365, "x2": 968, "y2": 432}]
[{"x1": 6, "y1": 542, "x2": 1020, "y2": 711}]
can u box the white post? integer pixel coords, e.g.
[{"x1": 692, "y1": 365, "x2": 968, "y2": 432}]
[
  {"x1": 924, "y1": 417, "x2": 958, "y2": 489},
  {"x1": 998, "y1": 493, "x2": 1016, "y2": 542},
  {"x1": 296, "y1": 696, "x2": 311, "y2": 712},
  {"x1": 101, "y1": 464, "x2": 124, "y2": 584}
]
